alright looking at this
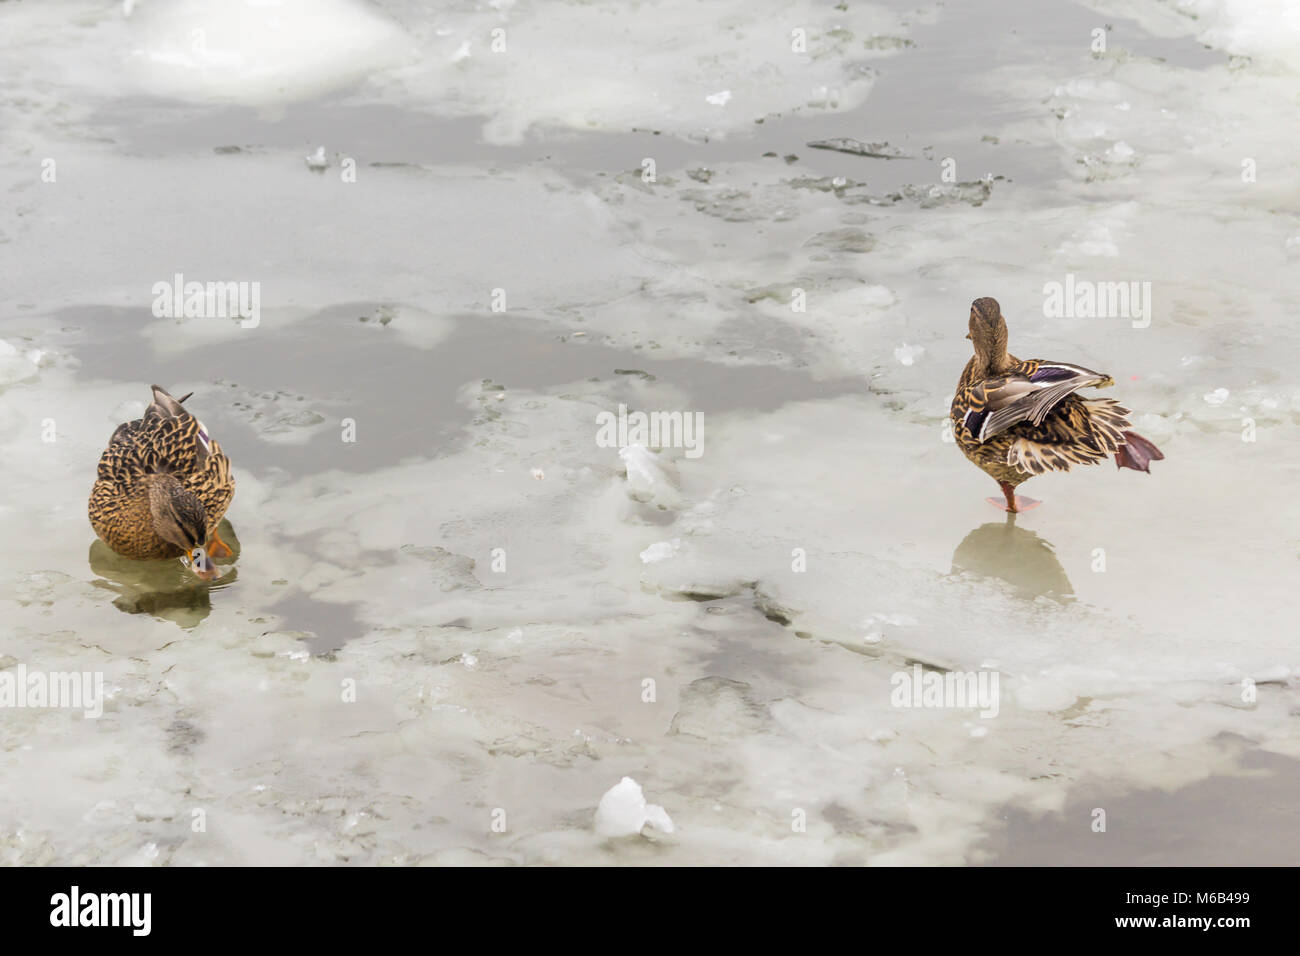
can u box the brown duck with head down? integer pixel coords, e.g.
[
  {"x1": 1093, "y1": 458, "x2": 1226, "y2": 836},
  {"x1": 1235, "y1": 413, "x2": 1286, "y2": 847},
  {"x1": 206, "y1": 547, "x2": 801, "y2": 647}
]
[
  {"x1": 951, "y1": 297, "x2": 1163, "y2": 512},
  {"x1": 89, "y1": 385, "x2": 235, "y2": 580}
]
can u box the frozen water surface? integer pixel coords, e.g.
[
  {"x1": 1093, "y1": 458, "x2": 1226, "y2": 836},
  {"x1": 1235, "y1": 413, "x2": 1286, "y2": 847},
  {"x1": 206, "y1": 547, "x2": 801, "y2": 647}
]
[{"x1": 0, "y1": 0, "x2": 1297, "y2": 864}]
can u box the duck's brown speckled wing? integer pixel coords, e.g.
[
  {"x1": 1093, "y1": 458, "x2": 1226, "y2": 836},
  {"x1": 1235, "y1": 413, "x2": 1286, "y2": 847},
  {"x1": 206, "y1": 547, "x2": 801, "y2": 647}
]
[
  {"x1": 188, "y1": 432, "x2": 234, "y2": 534},
  {"x1": 954, "y1": 359, "x2": 1116, "y2": 443},
  {"x1": 97, "y1": 414, "x2": 200, "y2": 484}
]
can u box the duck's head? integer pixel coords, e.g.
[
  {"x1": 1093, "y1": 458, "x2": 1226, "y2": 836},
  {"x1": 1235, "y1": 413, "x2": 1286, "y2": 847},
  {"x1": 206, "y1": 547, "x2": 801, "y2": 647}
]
[
  {"x1": 146, "y1": 475, "x2": 219, "y2": 581},
  {"x1": 967, "y1": 296, "x2": 1009, "y2": 359}
]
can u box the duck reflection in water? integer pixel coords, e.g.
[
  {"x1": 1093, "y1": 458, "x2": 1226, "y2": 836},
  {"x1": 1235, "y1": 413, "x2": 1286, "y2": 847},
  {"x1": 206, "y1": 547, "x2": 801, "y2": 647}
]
[
  {"x1": 950, "y1": 514, "x2": 1073, "y2": 602},
  {"x1": 88, "y1": 518, "x2": 239, "y2": 628}
]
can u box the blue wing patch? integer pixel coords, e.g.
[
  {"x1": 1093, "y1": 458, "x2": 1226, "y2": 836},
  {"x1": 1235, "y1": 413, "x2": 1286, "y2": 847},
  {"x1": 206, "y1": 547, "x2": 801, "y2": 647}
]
[{"x1": 1029, "y1": 365, "x2": 1077, "y2": 382}]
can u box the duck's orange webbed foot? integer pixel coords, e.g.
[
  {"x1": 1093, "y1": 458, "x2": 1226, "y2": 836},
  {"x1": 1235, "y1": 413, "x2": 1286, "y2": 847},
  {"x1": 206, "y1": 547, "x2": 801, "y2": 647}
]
[
  {"x1": 986, "y1": 481, "x2": 1041, "y2": 513},
  {"x1": 208, "y1": 531, "x2": 234, "y2": 559}
]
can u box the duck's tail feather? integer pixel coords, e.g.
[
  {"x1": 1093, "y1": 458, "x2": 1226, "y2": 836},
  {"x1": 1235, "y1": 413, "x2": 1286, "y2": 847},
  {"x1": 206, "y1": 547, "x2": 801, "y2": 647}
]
[
  {"x1": 1114, "y1": 431, "x2": 1164, "y2": 473},
  {"x1": 146, "y1": 385, "x2": 192, "y2": 422},
  {"x1": 1080, "y1": 398, "x2": 1129, "y2": 453}
]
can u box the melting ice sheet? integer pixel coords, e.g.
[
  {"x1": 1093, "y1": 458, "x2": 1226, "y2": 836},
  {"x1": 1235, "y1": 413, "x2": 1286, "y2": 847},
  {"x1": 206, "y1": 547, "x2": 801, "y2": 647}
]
[
  {"x1": 0, "y1": 0, "x2": 919, "y2": 142},
  {"x1": 0, "y1": 0, "x2": 1298, "y2": 865}
]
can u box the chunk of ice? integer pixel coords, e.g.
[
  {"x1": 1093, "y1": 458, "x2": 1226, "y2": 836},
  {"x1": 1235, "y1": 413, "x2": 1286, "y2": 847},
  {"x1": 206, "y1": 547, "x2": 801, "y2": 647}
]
[
  {"x1": 594, "y1": 777, "x2": 675, "y2": 838},
  {"x1": 639, "y1": 540, "x2": 680, "y2": 564},
  {"x1": 619, "y1": 445, "x2": 683, "y2": 509}
]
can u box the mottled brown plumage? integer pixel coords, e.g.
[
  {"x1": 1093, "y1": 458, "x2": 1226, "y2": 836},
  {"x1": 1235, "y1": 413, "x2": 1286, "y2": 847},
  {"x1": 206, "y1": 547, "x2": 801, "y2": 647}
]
[
  {"x1": 951, "y1": 297, "x2": 1163, "y2": 512},
  {"x1": 89, "y1": 386, "x2": 235, "y2": 578}
]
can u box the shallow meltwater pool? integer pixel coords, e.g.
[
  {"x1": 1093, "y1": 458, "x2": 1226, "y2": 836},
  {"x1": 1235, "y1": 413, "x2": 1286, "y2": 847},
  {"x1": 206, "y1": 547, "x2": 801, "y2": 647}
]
[{"x1": 0, "y1": 0, "x2": 1297, "y2": 866}]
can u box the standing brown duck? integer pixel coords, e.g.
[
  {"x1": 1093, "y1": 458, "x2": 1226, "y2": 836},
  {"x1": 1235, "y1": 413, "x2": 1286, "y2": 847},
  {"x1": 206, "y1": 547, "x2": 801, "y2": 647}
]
[
  {"x1": 89, "y1": 385, "x2": 235, "y2": 580},
  {"x1": 951, "y1": 297, "x2": 1163, "y2": 512}
]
